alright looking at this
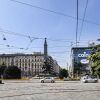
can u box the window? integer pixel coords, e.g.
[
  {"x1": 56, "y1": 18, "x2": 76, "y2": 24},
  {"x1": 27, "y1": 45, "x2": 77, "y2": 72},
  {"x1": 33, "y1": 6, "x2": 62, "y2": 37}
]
[
  {"x1": 25, "y1": 67, "x2": 27, "y2": 70},
  {"x1": 35, "y1": 63, "x2": 36, "y2": 68},
  {"x1": 38, "y1": 59, "x2": 39, "y2": 62},
  {"x1": 28, "y1": 59, "x2": 30, "y2": 67},
  {"x1": 25, "y1": 59, "x2": 27, "y2": 62},
  {"x1": 32, "y1": 63, "x2": 33, "y2": 67},
  {"x1": 32, "y1": 59, "x2": 34, "y2": 62}
]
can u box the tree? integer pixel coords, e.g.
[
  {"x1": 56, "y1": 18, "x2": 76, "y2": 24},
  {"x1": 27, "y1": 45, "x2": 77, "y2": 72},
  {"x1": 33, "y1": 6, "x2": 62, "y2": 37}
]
[
  {"x1": 59, "y1": 68, "x2": 69, "y2": 78},
  {"x1": 3, "y1": 66, "x2": 21, "y2": 79},
  {"x1": 88, "y1": 45, "x2": 100, "y2": 76},
  {"x1": 42, "y1": 60, "x2": 53, "y2": 74},
  {"x1": 0, "y1": 63, "x2": 7, "y2": 77}
]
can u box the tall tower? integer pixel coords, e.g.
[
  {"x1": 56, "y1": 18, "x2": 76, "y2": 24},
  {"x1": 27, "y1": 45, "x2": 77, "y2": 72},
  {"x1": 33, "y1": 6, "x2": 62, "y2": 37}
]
[{"x1": 44, "y1": 38, "x2": 48, "y2": 61}]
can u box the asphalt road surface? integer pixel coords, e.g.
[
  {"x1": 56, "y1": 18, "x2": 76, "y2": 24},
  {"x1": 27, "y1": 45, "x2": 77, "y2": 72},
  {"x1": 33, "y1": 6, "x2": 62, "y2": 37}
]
[{"x1": 0, "y1": 79, "x2": 100, "y2": 100}]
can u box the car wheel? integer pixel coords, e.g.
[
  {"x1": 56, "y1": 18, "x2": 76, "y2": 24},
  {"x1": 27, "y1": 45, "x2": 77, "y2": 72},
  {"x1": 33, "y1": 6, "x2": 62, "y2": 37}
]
[
  {"x1": 51, "y1": 80, "x2": 54, "y2": 83},
  {"x1": 41, "y1": 80, "x2": 44, "y2": 83},
  {"x1": 95, "y1": 80, "x2": 98, "y2": 83},
  {"x1": 84, "y1": 81, "x2": 88, "y2": 83}
]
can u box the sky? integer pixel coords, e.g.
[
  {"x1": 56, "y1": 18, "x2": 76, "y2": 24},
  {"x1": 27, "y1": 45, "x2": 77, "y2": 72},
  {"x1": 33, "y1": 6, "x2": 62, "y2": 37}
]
[{"x1": 0, "y1": 0, "x2": 100, "y2": 68}]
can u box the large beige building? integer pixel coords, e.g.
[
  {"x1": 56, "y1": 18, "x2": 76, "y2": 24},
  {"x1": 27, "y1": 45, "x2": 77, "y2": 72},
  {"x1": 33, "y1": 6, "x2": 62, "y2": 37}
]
[{"x1": 0, "y1": 52, "x2": 60, "y2": 76}]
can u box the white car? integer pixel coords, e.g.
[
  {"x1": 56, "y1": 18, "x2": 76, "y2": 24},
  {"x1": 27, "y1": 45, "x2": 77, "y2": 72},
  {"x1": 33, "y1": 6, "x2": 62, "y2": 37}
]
[
  {"x1": 63, "y1": 77, "x2": 69, "y2": 81},
  {"x1": 40, "y1": 77, "x2": 55, "y2": 83},
  {"x1": 80, "y1": 76, "x2": 98, "y2": 83}
]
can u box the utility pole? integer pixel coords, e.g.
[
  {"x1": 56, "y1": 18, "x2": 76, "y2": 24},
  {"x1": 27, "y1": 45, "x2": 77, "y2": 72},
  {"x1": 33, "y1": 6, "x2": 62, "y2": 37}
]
[{"x1": 76, "y1": 0, "x2": 79, "y2": 47}]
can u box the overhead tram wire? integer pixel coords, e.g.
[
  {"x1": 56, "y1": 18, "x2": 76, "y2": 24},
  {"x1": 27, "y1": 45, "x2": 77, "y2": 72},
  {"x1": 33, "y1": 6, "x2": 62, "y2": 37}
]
[
  {"x1": 10, "y1": 0, "x2": 75, "y2": 19},
  {"x1": 0, "y1": 28, "x2": 44, "y2": 51},
  {"x1": 0, "y1": 28, "x2": 43, "y2": 40},
  {"x1": 0, "y1": 28, "x2": 74, "y2": 43},
  {"x1": 0, "y1": 28, "x2": 73, "y2": 43},
  {"x1": 0, "y1": 28, "x2": 69, "y2": 50},
  {"x1": 9, "y1": 0, "x2": 100, "y2": 26},
  {"x1": 76, "y1": 0, "x2": 79, "y2": 47},
  {"x1": 0, "y1": 27, "x2": 77, "y2": 43},
  {"x1": 0, "y1": 28, "x2": 7, "y2": 40},
  {"x1": 25, "y1": 38, "x2": 37, "y2": 50},
  {"x1": 78, "y1": 0, "x2": 88, "y2": 42},
  {"x1": 0, "y1": 27, "x2": 92, "y2": 46},
  {"x1": 0, "y1": 27, "x2": 92, "y2": 47},
  {"x1": 0, "y1": 43, "x2": 25, "y2": 50},
  {"x1": 47, "y1": 38, "x2": 72, "y2": 43}
]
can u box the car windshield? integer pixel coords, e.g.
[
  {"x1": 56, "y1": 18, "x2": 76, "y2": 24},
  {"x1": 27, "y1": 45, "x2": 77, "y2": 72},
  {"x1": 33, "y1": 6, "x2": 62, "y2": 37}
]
[
  {"x1": 83, "y1": 75, "x2": 97, "y2": 79},
  {"x1": 45, "y1": 77, "x2": 51, "y2": 79},
  {"x1": 90, "y1": 76, "x2": 97, "y2": 78}
]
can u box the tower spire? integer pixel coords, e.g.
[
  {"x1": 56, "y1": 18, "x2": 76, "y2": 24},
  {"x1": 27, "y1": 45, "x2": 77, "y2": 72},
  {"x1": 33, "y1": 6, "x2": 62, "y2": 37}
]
[{"x1": 44, "y1": 38, "x2": 48, "y2": 60}]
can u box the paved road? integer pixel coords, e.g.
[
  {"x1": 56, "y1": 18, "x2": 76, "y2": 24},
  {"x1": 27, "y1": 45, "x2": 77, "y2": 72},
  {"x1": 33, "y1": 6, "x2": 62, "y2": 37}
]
[{"x1": 0, "y1": 79, "x2": 100, "y2": 100}]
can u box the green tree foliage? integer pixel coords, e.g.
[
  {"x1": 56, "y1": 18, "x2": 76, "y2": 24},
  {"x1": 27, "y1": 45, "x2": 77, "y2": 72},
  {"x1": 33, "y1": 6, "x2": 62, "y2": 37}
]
[
  {"x1": 42, "y1": 60, "x2": 53, "y2": 74},
  {"x1": 59, "y1": 68, "x2": 68, "y2": 78},
  {"x1": 3, "y1": 66, "x2": 21, "y2": 79},
  {"x1": 0, "y1": 63, "x2": 7, "y2": 77},
  {"x1": 88, "y1": 45, "x2": 100, "y2": 76}
]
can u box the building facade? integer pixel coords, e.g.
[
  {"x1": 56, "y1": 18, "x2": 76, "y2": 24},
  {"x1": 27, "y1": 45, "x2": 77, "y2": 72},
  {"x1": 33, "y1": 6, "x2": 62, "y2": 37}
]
[
  {"x1": 71, "y1": 47, "x2": 96, "y2": 77},
  {"x1": 51, "y1": 59, "x2": 60, "y2": 75},
  {"x1": 0, "y1": 52, "x2": 60, "y2": 77}
]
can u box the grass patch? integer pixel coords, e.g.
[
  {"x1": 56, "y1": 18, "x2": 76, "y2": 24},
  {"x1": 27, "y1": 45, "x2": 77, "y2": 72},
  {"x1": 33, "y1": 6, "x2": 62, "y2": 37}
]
[{"x1": 0, "y1": 77, "x2": 30, "y2": 80}]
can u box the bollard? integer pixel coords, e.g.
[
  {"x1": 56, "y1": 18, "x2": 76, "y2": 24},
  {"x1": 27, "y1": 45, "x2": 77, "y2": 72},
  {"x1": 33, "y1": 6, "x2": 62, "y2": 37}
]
[{"x1": 0, "y1": 80, "x2": 4, "y2": 84}]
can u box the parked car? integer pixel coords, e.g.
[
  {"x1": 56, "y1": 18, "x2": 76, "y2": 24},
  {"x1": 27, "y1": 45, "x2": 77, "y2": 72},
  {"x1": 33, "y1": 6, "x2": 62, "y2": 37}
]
[
  {"x1": 80, "y1": 75, "x2": 98, "y2": 83},
  {"x1": 40, "y1": 77, "x2": 55, "y2": 83},
  {"x1": 63, "y1": 77, "x2": 69, "y2": 81}
]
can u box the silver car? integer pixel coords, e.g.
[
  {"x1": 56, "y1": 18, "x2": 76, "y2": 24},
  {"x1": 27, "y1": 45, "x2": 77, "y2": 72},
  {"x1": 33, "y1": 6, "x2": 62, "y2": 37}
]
[
  {"x1": 80, "y1": 75, "x2": 98, "y2": 83},
  {"x1": 40, "y1": 77, "x2": 55, "y2": 83}
]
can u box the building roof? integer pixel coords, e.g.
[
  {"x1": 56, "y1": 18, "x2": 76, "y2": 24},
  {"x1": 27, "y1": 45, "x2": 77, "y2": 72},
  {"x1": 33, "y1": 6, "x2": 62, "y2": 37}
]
[
  {"x1": 0, "y1": 53, "x2": 44, "y2": 57},
  {"x1": 71, "y1": 46, "x2": 97, "y2": 50}
]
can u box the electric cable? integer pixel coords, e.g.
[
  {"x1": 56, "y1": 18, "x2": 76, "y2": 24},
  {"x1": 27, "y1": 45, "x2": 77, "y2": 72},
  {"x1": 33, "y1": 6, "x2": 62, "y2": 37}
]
[
  {"x1": 78, "y1": 0, "x2": 88, "y2": 42},
  {"x1": 9, "y1": 0, "x2": 100, "y2": 26}
]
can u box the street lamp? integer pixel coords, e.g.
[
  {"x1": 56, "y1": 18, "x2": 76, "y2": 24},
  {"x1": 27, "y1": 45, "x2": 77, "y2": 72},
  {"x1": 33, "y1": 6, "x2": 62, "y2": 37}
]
[
  {"x1": 97, "y1": 39, "x2": 100, "y2": 41},
  {"x1": 3, "y1": 37, "x2": 6, "y2": 40}
]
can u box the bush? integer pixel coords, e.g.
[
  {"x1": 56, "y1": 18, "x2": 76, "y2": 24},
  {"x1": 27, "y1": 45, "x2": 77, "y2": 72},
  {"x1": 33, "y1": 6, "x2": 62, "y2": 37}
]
[
  {"x1": 59, "y1": 69, "x2": 69, "y2": 78},
  {"x1": 0, "y1": 64, "x2": 7, "y2": 76},
  {"x1": 3, "y1": 66, "x2": 21, "y2": 79},
  {"x1": 69, "y1": 77, "x2": 80, "y2": 81}
]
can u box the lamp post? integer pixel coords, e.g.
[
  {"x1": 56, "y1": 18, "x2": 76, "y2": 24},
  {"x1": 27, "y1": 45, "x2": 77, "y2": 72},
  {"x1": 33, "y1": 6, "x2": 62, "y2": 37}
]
[{"x1": 97, "y1": 39, "x2": 100, "y2": 41}]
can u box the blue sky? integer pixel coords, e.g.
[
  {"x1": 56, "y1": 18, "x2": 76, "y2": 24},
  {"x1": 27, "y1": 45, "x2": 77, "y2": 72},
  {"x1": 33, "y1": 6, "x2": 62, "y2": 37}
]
[{"x1": 0, "y1": 0, "x2": 100, "y2": 68}]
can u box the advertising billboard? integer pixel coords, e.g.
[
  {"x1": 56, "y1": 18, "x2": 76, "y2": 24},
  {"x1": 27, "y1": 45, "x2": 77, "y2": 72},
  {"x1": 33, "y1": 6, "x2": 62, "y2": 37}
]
[
  {"x1": 71, "y1": 47, "x2": 96, "y2": 76},
  {"x1": 72, "y1": 47, "x2": 92, "y2": 64}
]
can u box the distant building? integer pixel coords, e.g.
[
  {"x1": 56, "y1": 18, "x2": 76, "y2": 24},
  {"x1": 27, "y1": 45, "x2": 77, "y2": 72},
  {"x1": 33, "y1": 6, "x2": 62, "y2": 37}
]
[
  {"x1": 0, "y1": 52, "x2": 60, "y2": 76},
  {"x1": 53, "y1": 60, "x2": 60, "y2": 75},
  {"x1": 88, "y1": 42, "x2": 96, "y2": 47},
  {"x1": 0, "y1": 38, "x2": 60, "y2": 77},
  {"x1": 43, "y1": 38, "x2": 60, "y2": 75},
  {"x1": 71, "y1": 46, "x2": 96, "y2": 77}
]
